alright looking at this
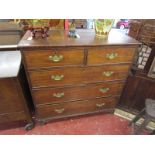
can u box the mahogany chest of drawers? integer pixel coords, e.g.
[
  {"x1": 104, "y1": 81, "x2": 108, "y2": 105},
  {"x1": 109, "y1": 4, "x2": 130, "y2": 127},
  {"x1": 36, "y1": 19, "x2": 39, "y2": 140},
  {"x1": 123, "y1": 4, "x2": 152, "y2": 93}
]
[{"x1": 18, "y1": 29, "x2": 140, "y2": 124}]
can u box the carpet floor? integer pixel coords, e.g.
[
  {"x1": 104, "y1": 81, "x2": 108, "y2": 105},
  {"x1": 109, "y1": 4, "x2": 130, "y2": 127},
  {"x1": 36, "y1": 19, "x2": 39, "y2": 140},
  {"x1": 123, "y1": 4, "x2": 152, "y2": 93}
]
[{"x1": 0, "y1": 113, "x2": 149, "y2": 135}]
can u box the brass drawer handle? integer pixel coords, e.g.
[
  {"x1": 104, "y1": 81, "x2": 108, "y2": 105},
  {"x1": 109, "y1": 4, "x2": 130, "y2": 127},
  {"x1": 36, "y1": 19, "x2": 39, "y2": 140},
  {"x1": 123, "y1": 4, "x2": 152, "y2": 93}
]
[
  {"x1": 96, "y1": 103, "x2": 105, "y2": 107},
  {"x1": 54, "y1": 108, "x2": 65, "y2": 114},
  {"x1": 106, "y1": 53, "x2": 118, "y2": 60},
  {"x1": 48, "y1": 55, "x2": 63, "y2": 62},
  {"x1": 103, "y1": 71, "x2": 114, "y2": 77},
  {"x1": 100, "y1": 88, "x2": 110, "y2": 93},
  {"x1": 53, "y1": 92, "x2": 64, "y2": 98},
  {"x1": 51, "y1": 75, "x2": 64, "y2": 81}
]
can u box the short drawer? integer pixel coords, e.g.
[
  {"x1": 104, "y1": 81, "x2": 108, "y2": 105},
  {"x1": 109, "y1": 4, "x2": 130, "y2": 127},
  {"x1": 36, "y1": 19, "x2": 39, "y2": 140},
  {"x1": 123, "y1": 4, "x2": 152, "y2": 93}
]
[
  {"x1": 36, "y1": 97, "x2": 119, "y2": 119},
  {"x1": 33, "y1": 82, "x2": 124, "y2": 105},
  {"x1": 29, "y1": 64, "x2": 130, "y2": 88},
  {"x1": 23, "y1": 49, "x2": 84, "y2": 69},
  {"x1": 88, "y1": 47, "x2": 135, "y2": 65}
]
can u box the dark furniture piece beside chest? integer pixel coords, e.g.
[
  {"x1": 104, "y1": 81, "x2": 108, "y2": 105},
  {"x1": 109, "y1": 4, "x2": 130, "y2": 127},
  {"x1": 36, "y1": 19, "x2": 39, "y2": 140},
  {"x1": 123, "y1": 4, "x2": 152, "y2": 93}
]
[
  {"x1": 18, "y1": 29, "x2": 140, "y2": 124},
  {"x1": 0, "y1": 22, "x2": 34, "y2": 130},
  {"x1": 0, "y1": 51, "x2": 34, "y2": 130},
  {"x1": 118, "y1": 46, "x2": 155, "y2": 114},
  {"x1": 0, "y1": 71, "x2": 34, "y2": 130},
  {"x1": 118, "y1": 20, "x2": 155, "y2": 114}
]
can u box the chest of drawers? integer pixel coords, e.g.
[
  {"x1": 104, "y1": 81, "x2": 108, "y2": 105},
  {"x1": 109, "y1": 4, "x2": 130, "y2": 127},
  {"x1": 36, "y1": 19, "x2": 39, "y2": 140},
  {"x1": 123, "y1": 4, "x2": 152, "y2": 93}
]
[{"x1": 19, "y1": 29, "x2": 140, "y2": 124}]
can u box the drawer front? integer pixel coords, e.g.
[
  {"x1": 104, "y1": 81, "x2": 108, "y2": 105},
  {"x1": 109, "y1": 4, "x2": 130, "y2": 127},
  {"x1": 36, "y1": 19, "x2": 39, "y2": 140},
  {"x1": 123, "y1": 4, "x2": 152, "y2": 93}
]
[
  {"x1": 24, "y1": 49, "x2": 84, "y2": 69},
  {"x1": 88, "y1": 47, "x2": 135, "y2": 65},
  {"x1": 33, "y1": 82, "x2": 124, "y2": 105},
  {"x1": 36, "y1": 97, "x2": 118, "y2": 119},
  {"x1": 29, "y1": 65, "x2": 130, "y2": 88}
]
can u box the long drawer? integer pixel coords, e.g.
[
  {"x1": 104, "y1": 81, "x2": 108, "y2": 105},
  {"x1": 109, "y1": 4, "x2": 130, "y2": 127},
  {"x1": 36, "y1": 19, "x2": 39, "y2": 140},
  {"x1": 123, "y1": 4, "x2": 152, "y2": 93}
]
[
  {"x1": 88, "y1": 47, "x2": 135, "y2": 65},
  {"x1": 33, "y1": 82, "x2": 124, "y2": 105},
  {"x1": 29, "y1": 64, "x2": 130, "y2": 88},
  {"x1": 23, "y1": 49, "x2": 84, "y2": 69},
  {"x1": 36, "y1": 97, "x2": 119, "y2": 119}
]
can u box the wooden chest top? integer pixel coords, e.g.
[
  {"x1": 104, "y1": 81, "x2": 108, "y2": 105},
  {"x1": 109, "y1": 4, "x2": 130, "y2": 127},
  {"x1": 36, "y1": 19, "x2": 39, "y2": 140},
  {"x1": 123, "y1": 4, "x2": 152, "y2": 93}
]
[{"x1": 18, "y1": 29, "x2": 140, "y2": 49}]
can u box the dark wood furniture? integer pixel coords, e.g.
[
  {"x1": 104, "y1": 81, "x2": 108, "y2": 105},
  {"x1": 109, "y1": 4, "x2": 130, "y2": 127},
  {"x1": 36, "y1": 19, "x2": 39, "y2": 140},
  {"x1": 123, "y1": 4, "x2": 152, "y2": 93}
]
[
  {"x1": 0, "y1": 70, "x2": 34, "y2": 130},
  {"x1": 18, "y1": 29, "x2": 140, "y2": 124},
  {"x1": 118, "y1": 70, "x2": 155, "y2": 113},
  {"x1": 118, "y1": 20, "x2": 155, "y2": 114},
  {"x1": 128, "y1": 19, "x2": 155, "y2": 44},
  {"x1": 0, "y1": 22, "x2": 34, "y2": 130}
]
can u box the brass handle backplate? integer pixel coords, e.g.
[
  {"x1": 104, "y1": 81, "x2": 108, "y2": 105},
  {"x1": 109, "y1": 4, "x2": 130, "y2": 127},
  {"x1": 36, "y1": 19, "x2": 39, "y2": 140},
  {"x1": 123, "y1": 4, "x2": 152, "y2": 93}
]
[
  {"x1": 106, "y1": 53, "x2": 118, "y2": 60},
  {"x1": 53, "y1": 92, "x2": 64, "y2": 98},
  {"x1": 100, "y1": 88, "x2": 110, "y2": 93},
  {"x1": 48, "y1": 55, "x2": 63, "y2": 62},
  {"x1": 54, "y1": 108, "x2": 65, "y2": 114},
  {"x1": 96, "y1": 103, "x2": 105, "y2": 107},
  {"x1": 103, "y1": 71, "x2": 114, "y2": 77},
  {"x1": 51, "y1": 75, "x2": 64, "y2": 81}
]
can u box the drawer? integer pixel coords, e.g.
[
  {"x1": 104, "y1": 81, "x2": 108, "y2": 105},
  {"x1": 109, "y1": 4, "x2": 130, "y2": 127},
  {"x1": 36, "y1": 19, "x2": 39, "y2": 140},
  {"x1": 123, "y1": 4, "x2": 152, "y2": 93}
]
[
  {"x1": 36, "y1": 97, "x2": 119, "y2": 119},
  {"x1": 23, "y1": 49, "x2": 84, "y2": 69},
  {"x1": 33, "y1": 82, "x2": 124, "y2": 105},
  {"x1": 29, "y1": 65, "x2": 130, "y2": 88},
  {"x1": 87, "y1": 47, "x2": 135, "y2": 65}
]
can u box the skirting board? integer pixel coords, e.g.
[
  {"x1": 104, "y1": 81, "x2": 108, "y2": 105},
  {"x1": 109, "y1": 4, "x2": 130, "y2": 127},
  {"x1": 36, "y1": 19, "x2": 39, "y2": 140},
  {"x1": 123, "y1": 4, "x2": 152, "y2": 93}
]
[{"x1": 114, "y1": 108, "x2": 155, "y2": 131}]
